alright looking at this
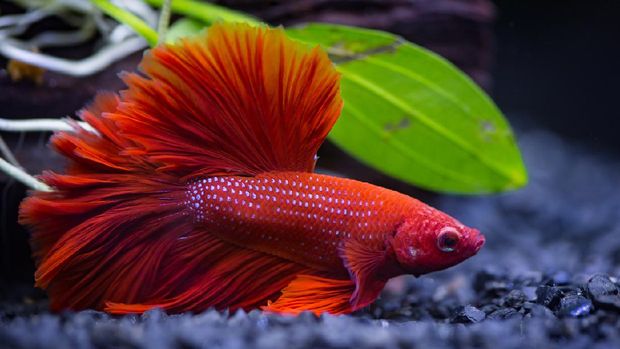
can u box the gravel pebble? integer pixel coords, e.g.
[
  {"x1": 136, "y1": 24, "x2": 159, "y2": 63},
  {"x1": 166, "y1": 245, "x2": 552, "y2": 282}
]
[
  {"x1": 587, "y1": 274, "x2": 620, "y2": 311},
  {"x1": 536, "y1": 286, "x2": 563, "y2": 309},
  {"x1": 558, "y1": 295, "x2": 593, "y2": 318},
  {"x1": 451, "y1": 305, "x2": 486, "y2": 323}
]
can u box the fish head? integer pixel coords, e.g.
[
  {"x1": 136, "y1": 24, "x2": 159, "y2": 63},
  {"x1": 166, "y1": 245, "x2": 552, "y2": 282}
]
[{"x1": 391, "y1": 206, "x2": 484, "y2": 276}]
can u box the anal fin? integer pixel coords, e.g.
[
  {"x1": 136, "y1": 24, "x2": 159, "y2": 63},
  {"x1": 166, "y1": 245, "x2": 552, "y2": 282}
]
[{"x1": 263, "y1": 274, "x2": 357, "y2": 315}]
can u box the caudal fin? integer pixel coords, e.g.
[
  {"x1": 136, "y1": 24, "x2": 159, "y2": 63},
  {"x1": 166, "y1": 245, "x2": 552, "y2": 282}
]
[{"x1": 20, "y1": 93, "x2": 190, "y2": 310}]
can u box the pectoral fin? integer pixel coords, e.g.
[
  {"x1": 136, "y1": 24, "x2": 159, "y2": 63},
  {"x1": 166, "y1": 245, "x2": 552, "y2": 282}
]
[
  {"x1": 340, "y1": 238, "x2": 396, "y2": 308},
  {"x1": 265, "y1": 238, "x2": 395, "y2": 315}
]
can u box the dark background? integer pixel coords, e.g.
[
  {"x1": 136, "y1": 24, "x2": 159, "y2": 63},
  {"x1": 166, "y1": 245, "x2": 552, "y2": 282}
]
[
  {"x1": 492, "y1": 0, "x2": 620, "y2": 151},
  {"x1": 1, "y1": 0, "x2": 619, "y2": 291}
]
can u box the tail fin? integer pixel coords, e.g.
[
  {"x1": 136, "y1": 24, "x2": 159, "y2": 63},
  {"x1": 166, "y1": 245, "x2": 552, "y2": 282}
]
[
  {"x1": 20, "y1": 93, "x2": 189, "y2": 310},
  {"x1": 20, "y1": 23, "x2": 343, "y2": 312}
]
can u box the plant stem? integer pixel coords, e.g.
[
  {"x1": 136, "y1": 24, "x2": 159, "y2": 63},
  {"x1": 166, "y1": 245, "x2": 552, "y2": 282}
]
[
  {"x1": 157, "y1": 0, "x2": 172, "y2": 44},
  {"x1": 90, "y1": 0, "x2": 158, "y2": 46},
  {"x1": 145, "y1": 0, "x2": 260, "y2": 25}
]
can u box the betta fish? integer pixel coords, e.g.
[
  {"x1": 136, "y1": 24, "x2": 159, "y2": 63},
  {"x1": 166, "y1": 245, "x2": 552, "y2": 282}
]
[{"x1": 19, "y1": 23, "x2": 484, "y2": 315}]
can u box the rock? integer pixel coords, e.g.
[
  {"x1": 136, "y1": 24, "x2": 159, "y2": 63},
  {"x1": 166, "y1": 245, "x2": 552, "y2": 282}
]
[
  {"x1": 586, "y1": 274, "x2": 620, "y2": 311},
  {"x1": 593, "y1": 295, "x2": 620, "y2": 311},
  {"x1": 451, "y1": 305, "x2": 486, "y2": 323},
  {"x1": 487, "y1": 308, "x2": 521, "y2": 320},
  {"x1": 479, "y1": 304, "x2": 499, "y2": 315},
  {"x1": 523, "y1": 303, "x2": 556, "y2": 319},
  {"x1": 427, "y1": 300, "x2": 457, "y2": 320},
  {"x1": 587, "y1": 274, "x2": 619, "y2": 297},
  {"x1": 141, "y1": 308, "x2": 167, "y2": 322},
  {"x1": 558, "y1": 295, "x2": 593, "y2": 317},
  {"x1": 536, "y1": 286, "x2": 562, "y2": 309},
  {"x1": 503, "y1": 290, "x2": 526, "y2": 308},
  {"x1": 472, "y1": 270, "x2": 510, "y2": 297},
  {"x1": 472, "y1": 269, "x2": 497, "y2": 292},
  {"x1": 522, "y1": 287, "x2": 538, "y2": 302}
]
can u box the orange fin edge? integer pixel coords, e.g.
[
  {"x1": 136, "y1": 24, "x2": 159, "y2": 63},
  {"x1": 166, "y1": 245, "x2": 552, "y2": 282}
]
[{"x1": 262, "y1": 274, "x2": 357, "y2": 315}]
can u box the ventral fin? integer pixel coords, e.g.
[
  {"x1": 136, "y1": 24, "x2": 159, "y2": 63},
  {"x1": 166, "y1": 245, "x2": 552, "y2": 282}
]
[
  {"x1": 339, "y1": 238, "x2": 398, "y2": 308},
  {"x1": 114, "y1": 23, "x2": 342, "y2": 178},
  {"x1": 263, "y1": 274, "x2": 356, "y2": 315}
]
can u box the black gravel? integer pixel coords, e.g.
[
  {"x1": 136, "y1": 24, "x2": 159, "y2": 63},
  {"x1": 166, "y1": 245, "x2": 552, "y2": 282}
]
[{"x1": 1, "y1": 129, "x2": 620, "y2": 349}]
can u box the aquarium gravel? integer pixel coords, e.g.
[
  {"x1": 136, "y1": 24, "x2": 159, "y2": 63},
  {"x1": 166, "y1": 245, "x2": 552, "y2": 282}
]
[{"x1": 1, "y1": 129, "x2": 619, "y2": 349}]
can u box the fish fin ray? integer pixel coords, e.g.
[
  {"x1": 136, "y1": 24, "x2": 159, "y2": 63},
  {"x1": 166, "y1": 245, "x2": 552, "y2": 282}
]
[
  {"x1": 339, "y1": 238, "x2": 393, "y2": 308},
  {"x1": 105, "y1": 233, "x2": 310, "y2": 314},
  {"x1": 115, "y1": 22, "x2": 342, "y2": 177},
  {"x1": 263, "y1": 274, "x2": 358, "y2": 315},
  {"x1": 20, "y1": 93, "x2": 189, "y2": 310}
]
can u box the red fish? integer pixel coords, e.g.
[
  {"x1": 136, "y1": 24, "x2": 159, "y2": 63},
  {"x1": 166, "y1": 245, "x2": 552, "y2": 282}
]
[{"x1": 19, "y1": 23, "x2": 484, "y2": 315}]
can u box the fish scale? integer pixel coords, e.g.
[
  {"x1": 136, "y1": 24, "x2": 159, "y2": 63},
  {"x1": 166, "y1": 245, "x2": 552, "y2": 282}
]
[{"x1": 185, "y1": 171, "x2": 417, "y2": 271}]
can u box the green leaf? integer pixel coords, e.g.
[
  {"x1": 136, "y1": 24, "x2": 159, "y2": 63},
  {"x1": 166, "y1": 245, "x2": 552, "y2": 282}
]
[
  {"x1": 286, "y1": 23, "x2": 527, "y2": 194},
  {"x1": 166, "y1": 18, "x2": 205, "y2": 43}
]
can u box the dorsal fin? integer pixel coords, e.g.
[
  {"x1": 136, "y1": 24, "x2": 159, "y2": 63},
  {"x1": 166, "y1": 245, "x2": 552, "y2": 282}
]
[{"x1": 112, "y1": 23, "x2": 342, "y2": 178}]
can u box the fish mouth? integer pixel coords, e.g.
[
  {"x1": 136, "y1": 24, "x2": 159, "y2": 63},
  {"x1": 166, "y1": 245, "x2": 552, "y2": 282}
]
[
  {"x1": 464, "y1": 227, "x2": 485, "y2": 256},
  {"x1": 472, "y1": 231, "x2": 485, "y2": 254}
]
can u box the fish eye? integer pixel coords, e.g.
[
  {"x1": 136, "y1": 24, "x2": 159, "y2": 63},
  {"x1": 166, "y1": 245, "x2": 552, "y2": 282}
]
[{"x1": 437, "y1": 227, "x2": 460, "y2": 252}]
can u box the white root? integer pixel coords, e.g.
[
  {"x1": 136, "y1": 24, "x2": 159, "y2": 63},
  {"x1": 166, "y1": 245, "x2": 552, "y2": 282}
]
[
  {"x1": 0, "y1": 118, "x2": 97, "y2": 193},
  {"x1": 0, "y1": 0, "x2": 154, "y2": 77},
  {"x1": 0, "y1": 158, "x2": 52, "y2": 192},
  {"x1": 0, "y1": 36, "x2": 147, "y2": 77},
  {"x1": 27, "y1": 19, "x2": 97, "y2": 48},
  {"x1": 0, "y1": 118, "x2": 95, "y2": 133},
  {"x1": 0, "y1": 136, "x2": 20, "y2": 167},
  {"x1": 0, "y1": 0, "x2": 156, "y2": 192}
]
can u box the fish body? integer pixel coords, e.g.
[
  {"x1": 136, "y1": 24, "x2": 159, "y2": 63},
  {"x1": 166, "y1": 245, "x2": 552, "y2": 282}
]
[
  {"x1": 185, "y1": 172, "x2": 414, "y2": 272},
  {"x1": 20, "y1": 23, "x2": 484, "y2": 315}
]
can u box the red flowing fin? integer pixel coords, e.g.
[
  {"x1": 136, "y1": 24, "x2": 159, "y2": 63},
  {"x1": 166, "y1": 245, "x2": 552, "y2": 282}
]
[
  {"x1": 20, "y1": 93, "x2": 152, "y2": 263},
  {"x1": 50, "y1": 92, "x2": 151, "y2": 174},
  {"x1": 113, "y1": 22, "x2": 342, "y2": 177},
  {"x1": 20, "y1": 92, "x2": 188, "y2": 310},
  {"x1": 105, "y1": 233, "x2": 311, "y2": 314},
  {"x1": 339, "y1": 238, "x2": 397, "y2": 308},
  {"x1": 262, "y1": 274, "x2": 357, "y2": 315},
  {"x1": 27, "y1": 190, "x2": 190, "y2": 310}
]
